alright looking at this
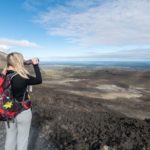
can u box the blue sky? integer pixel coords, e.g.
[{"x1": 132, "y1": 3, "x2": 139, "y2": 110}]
[{"x1": 0, "y1": 0, "x2": 150, "y2": 61}]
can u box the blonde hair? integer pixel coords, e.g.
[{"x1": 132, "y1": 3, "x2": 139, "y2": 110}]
[{"x1": 7, "y1": 52, "x2": 29, "y2": 79}]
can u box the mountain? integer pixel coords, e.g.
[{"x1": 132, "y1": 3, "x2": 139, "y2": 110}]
[{"x1": 0, "y1": 50, "x2": 7, "y2": 69}]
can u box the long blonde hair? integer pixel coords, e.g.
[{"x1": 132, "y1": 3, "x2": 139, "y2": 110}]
[{"x1": 7, "y1": 52, "x2": 29, "y2": 79}]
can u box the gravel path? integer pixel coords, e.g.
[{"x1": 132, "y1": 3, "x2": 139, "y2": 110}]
[
  {"x1": 0, "y1": 122, "x2": 58, "y2": 150},
  {"x1": 0, "y1": 123, "x2": 5, "y2": 150}
]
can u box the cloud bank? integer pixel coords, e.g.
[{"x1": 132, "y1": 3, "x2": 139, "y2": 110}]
[
  {"x1": 35, "y1": 0, "x2": 150, "y2": 46},
  {"x1": 83, "y1": 49, "x2": 150, "y2": 60},
  {"x1": 0, "y1": 38, "x2": 39, "y2": 53},
  {"x1": 43, "y1": 48, "x2": 150, "y2": 61}
]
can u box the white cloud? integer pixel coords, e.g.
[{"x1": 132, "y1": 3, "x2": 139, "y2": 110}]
[
  {"x1": 0, "y1": 38, "x2": 39, "y2": 48},
  {"x1": 65, "y1": 48, "x2": 150, "y2": 60},
  {"x1": 38, "y1": 48, "x2": 150, "y2": 61},
  {"x1": 0, "y1": 45, "x2": 10, "y2": 50},
  {"x1": 0, "y1": 44, "x2": 11, "y2": 53},
  {"x1": 35, "y1": 0, "x2": 150, "y2": 46}
]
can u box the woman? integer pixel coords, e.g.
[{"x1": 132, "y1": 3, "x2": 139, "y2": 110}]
[{"x1": 1, "y1": 52, "x2": 42, "y2": 150}]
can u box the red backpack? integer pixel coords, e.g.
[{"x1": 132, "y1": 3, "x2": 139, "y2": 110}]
[
  {"x1": 0, "y1": 73, "x2": 32, "y2": 127},
  {"x1": 0, "y1": 75, "x2": 4, "y2": 94}
]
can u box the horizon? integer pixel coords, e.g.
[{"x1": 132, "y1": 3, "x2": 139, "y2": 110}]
[
  {"x1": 40, "y1": 60, "x2": 150, "y2": 70},
  {"x1": 41, "y1": 59, "x2": 150, "y2": 62},
  {"x1": 0, "y1": 0, "x2": 150, "y2": 61},
  {"x1": 40, "y1": 60, "x2": 150, "y2": 69}
]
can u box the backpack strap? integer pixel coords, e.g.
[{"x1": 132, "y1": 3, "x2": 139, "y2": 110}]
[
  {"x1": 22, "y1": 88, "x2": 27, "y2": 102},
  {"x1": 7, "y1": 73, "x2": 31, "y2": 110},
  {"x1": 4, "y1": 72, "x2": 18, "y2": 89},
  {"x1": 10, "y1": 73, "x2": 17, "y2": 80}
]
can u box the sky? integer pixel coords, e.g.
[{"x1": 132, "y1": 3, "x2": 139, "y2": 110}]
[{"x1": 0, "y1": 0, "x2": 150, "y2": 61}]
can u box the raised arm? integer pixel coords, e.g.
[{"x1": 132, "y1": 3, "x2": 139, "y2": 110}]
[{"x1": 26, "y1": 58, "x2": 42, "y2": 85}]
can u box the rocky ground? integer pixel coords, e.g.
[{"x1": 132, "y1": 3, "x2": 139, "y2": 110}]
[{"x1": 0, "y1": 68, "x2": 150, "y2": 150}]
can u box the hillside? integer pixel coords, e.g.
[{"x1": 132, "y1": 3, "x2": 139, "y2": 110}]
[
  {"x1": 0, "y1": 50, "x2": 7, "y2": 69},
  {"x1": 29, "y1": 67, "x2": 150, "y2": 150},
  {"x1": 0, "y1": 53, "x2": 150, "y2": 150}
]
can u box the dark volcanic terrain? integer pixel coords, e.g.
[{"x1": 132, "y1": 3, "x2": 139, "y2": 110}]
[{"x1": 0, "y1": 64, "x2": 150, "y2": 150}]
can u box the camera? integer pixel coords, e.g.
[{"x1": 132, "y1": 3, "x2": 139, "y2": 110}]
[
  {"x1": 24, "y1": 59, "x2": 32, "y2": 65},
  {"x1": 24, "y1": 58, "x2": 39, "y2": 65}
]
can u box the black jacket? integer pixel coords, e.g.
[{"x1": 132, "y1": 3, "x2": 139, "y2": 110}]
[{"x1": 6, "y1": 64, "x2": 42, "y2": 102}]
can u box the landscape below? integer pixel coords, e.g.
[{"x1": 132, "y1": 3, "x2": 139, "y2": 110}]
[{"x1": 0, "y1": 57, "x2": 150, "y2": 149}]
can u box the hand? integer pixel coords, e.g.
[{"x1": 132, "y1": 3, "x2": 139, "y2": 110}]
[{"x1": 32, "y1": 58, "x2": 39, "y2": 65}]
